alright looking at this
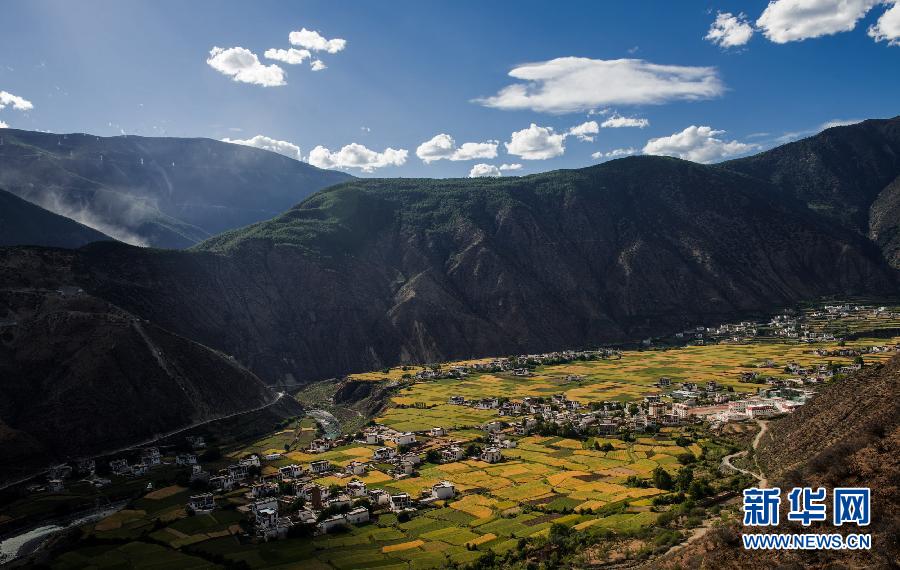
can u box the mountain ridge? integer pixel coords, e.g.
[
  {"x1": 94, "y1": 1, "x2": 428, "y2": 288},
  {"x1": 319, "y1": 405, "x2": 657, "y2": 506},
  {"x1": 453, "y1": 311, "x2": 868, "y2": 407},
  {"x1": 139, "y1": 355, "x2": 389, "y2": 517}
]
[{"x1": 0, "y1": 128, "x2": 353, "y2": 248}]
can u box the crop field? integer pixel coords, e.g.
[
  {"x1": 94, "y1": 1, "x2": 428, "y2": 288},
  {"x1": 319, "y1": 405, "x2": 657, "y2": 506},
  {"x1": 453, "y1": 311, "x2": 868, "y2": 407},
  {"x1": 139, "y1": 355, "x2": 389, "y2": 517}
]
[
  {"x1": 45, "y1": 306, "x2": 900, "y2": 569},
  {"x1": 371, "y1": 335, "x2": 900, "y2": 426}
]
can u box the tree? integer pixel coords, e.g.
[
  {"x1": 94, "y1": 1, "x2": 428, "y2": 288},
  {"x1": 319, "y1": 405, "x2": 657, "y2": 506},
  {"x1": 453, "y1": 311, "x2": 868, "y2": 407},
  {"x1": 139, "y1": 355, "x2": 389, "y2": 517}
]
[
  {"x1": 676, "y1": 466, "x2": 694, "y2": 492},
  {"x1": 426, "y1": 449, "x2": 442, "y2": 464},
  {"x1": 652, "y1": 466, "x2": 673, "y2": 490}
]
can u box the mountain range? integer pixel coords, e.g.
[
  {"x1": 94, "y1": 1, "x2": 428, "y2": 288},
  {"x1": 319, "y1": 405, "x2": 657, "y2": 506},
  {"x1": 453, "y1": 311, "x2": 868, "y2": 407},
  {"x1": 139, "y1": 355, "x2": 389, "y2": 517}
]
[
  {"x1": 1, "y1": 116, "x2": 899, "y2": 475},
  {"x1": 0, "y1": 129, "x2": 352, "y2": 248}
]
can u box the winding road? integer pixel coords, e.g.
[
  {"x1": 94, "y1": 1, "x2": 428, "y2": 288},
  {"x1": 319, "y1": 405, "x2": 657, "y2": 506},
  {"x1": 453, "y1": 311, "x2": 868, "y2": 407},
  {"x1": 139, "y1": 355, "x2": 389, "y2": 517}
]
[{"x1": 720, "y1": 419, "x2": 769, "y2": 487}]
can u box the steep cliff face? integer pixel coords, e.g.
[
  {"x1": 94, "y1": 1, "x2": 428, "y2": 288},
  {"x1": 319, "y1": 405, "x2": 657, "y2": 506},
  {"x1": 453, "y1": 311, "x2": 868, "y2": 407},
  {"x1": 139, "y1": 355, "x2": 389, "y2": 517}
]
[
  {"x1": 0, "y1": 248, "x2": 278, "y2": 482},
  {"x1": 65, "y1": 156, "x2": 896, "y2": 385},
  {"x1": 0, "y1": 129, "x2": 352, "y2": 248}
]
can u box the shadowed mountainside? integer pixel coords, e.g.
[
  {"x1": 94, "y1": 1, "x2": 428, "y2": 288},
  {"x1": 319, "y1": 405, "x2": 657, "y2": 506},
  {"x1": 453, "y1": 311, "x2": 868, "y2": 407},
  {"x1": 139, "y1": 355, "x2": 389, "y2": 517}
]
[
  {"x1": 0, "y1": 188, "x2": 113, "y2": 248},
  {"x1": 0, "y1": 248, "x2": 282, "y2": 483},
  {"x1": 0, "y1": 129, "x2": 352, "y2": 248},
  {"x1": 725, "y1": 116, "x2": 900, "y2": 266},
  {"x1": 49, "y1": 152, "x2": 900, "y2": 385}
]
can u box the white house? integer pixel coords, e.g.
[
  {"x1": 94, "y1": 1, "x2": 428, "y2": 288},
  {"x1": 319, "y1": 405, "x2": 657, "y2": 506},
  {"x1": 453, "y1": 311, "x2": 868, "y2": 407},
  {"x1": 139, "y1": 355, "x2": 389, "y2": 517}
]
[
  {"x1": 328, "y1": 494, "x2": 352, "y2": 510},
  {"x1": 317, "y1": 514, "x2": 348, "y2": 534},
  {"x1": 310, "y1": 460, "x2": 332, "y2": 474},
  {"x1": 390, "y1": 493, "x2": 413, "y2": 512},
  {"x1": 441, "y1": 446, "x2": 464, "y2": 463},
  {"x1": 347, "y1": 479, "x2": 367, "y2": 497},
  {"x1": 239, "y1": 455, "x2": 261, "y2": 468},
  {"x1": 176, "y1": 453, "x2": 198, "y2": 466},
  {"x1": 431, "y1": 481, "x2": 456, "y2": 500},
  {"x1": 279, "y1": 464, "x2": 305, "y2": 479},
  {"x1": 345, "y1": 507, "x2": 370, "y2": 525},
  {"x1": 369, "y1": 488, "x2": 391, "y2": 507},
  {"x1": 109, "y1": 459, "x2": 130, "y2": 476},
  {"x1": 373, "y1": 447, "x2": 396, "y2": 461},
  {"x1": 430, "y1": 427, "x2": 446, "y2": 437},
  {"x1": 345, "y1": 461, "x2": 367, "y2": 476},
  {"x1": 395, "y1": 432, "x2": 417, "y2": 446},
  {"x1": 481, "y1": 447, "x2": 502, "y2": 464},
  {"x1": 141, "y1": 448, "x2": 161, "y2": 467},
  {"x1": 188, "y1": 493, "x2": 215, "y2": 514}
]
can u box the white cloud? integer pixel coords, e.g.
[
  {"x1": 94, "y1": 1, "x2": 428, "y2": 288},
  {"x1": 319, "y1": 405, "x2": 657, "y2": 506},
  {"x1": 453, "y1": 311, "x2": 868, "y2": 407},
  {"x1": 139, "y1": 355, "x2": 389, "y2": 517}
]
[
  {"x1": 264, "y1": 48, "x2": 311, "y2": 64},
  {"x1": 416, "y1": 134, "x2": 499, "y2": 163},
  {"x1": 310, "y1": 59, "x2": 327, "y2": 71},
  {"x1": 309, "y1": 143, "x2": 407, "y2": 172},
  {"x1": 0, "y1": 120, "x2": 8, "y2": 128},
  {"x1": 505, "y1": 123, "x2": 567, "y2": 159},
  {"x1": 206, "y1": 46, "x2": 286, "y2": 87},
  {"x1": 705, "y1": 12, "x2": 755, "y2": 47},
  {"x1": 221, "y1": 134, "x2": 302, "y2": 161},
  {"x1": 567, "y1": 120, "x2": 600, "y2": 142},
  {"x1": 499, "y1": 163, "x2": 523, "y2": 171},
  {"x1": 642, "y1": 126, "x2": 757, "y2": 163},
  {"x1": 869, "y1": 1, "x2": 900, "y2": 45},
  {"x1": 469, "y1": 164, "x2": 502, "y2": 177},
  {"x1": 600, "y1": 115, "x2": 649, "y2": 128},
  {"x1": 476, "y1": 57, "x2": 723, "y2": 113},
  {"x1": 592, "y1": 147, "x2": 638, "y2": 160},
  {"x1": 0, "y1": 90, "x2": 34, "y2": 111},
  {"x1": 289, "y1": 28, "x2": 346, "y2": 53},
  {"x1": 756, "y1": 0, "x2": 880, "y2": 43}
]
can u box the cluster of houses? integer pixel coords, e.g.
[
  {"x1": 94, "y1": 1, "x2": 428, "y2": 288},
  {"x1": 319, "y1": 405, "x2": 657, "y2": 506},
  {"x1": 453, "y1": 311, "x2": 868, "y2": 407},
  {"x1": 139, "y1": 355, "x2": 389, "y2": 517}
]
[
  {"x1": 186, "y1": 450, "x2": 460, "y2": 541},
  {"x1": 408, "y1": 349, "x2": 621, "y2": 381},
  {"x1": 673, "y1": 322, "x2": 759, "y2": 345}
]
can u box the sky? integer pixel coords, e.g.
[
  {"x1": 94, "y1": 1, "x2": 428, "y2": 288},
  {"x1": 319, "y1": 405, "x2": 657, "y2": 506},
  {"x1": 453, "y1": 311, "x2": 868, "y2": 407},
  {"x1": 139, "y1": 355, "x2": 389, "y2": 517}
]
[{"x1": 1, "y1": 0, "x2": 899, "y2": 179}]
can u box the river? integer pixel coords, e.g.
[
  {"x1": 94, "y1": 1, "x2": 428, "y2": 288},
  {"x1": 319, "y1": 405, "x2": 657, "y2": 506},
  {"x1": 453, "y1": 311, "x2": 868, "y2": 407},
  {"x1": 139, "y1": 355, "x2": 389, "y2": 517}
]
[{"x1": 306, "y1": 409, "x2": 342, "y2": 439}]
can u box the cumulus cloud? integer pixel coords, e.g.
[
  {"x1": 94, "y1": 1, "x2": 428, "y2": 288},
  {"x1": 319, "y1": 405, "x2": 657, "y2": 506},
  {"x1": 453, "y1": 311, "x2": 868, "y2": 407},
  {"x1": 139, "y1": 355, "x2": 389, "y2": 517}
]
[
  {"x1": 309, "y1": 143, "x2": 407, "y2": 172},
  {"x1": 567, "y1": 121, "x2": 600, "y2": 142},
  {"x1": 0, "y1": 120, "x2": 8, "y2": 128},
  {"x1": 592, "y1": 147, "x2": 638, "y2": 160},
  {"x1": 475, "y1": 57, "x2": 724, "y2": 113},
  {"x1": 469, "y1": 164, "x2": 502, "y2": 177},
  {"x1": 756, "y1": 0, "x2": 880, "y2": 43},
  {"x1": 416, "y1": 133, "x2": 499, "y2": 163},
  {"x1": 289, "y1": 28, "x2": 346, "y2": 53},
  {"x1": 264, "y1": 48, "x2": 311, "y2": 64},
  {"x1": 643, "y1": 126, "x2": 757, "y2": 163},
  {"x1": 705, "y1": 11, "x2": 755, "y2": 47},
  {"x1": 499, "y1": 163, "x2": 523, "y2": 171},
  {"x1": 207, "y1": 47, "x2": 286, "y2": 87},
  {"x1": 0, "y1": 90, "x2": 34, "y2": 111},
  {"x1": 221, "y1": 134, "x2": 302, "y2": 161},
  {"x1": 869, "y1": 1, "x2": 900, "y2": 45},
  {"x1": 600, "y1": 115, "x2": 649, "y2": 128},
  {"x1": 310, "y1": 59, "x2": 327, "y2": 71},
  {"x1": 505, "y1": 123, "x2": 567, "y2": 159}
]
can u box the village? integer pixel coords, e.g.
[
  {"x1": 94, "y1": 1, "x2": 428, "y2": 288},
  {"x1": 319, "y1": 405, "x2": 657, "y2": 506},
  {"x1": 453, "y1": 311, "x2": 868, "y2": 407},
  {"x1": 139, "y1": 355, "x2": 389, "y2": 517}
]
[{"x1": 13, "y1": 302, "x2": 900, "y2": 569}]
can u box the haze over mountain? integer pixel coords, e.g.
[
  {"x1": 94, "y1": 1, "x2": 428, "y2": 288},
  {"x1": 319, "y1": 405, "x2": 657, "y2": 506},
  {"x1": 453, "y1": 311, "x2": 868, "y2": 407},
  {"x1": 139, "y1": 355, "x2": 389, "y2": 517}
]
[
  {"x1": 0, "y1": 129, "x2": 352, "y2": 248},
  {"x1": 1, "y1": 117, "x2": 898, "y2": 473},
  {"x1": 0, "y1": 188, "x2": 113, "y2": 248}
]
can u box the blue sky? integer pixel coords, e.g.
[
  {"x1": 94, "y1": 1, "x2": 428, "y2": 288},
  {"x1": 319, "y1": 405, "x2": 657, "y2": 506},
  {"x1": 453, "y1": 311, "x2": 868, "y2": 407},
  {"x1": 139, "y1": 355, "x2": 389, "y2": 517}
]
[{"x1": 1, "y1": 0, "x2": 898, "y2": 178}]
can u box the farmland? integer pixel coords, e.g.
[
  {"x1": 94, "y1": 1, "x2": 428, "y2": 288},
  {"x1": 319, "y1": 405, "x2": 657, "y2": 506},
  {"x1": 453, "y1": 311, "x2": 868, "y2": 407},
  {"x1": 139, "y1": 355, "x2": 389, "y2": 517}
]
[{"x1": 23, "y1": 302, "x2": 900, "y2": 569}]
